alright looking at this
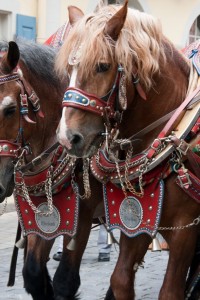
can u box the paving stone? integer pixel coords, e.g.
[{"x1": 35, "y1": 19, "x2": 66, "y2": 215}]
[{"x1": 0, "y1": 211, "x2": 168, "y2": 300}]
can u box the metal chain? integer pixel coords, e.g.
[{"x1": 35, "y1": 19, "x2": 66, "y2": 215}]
[
  {"x1": 0, "y1": 198, "x2": 7, "y2": 216},
  {"x1": 71, "y1": 159, "x2": 91, "y2": 200},
  {"x1": 21, "y1": 154, "x2": 72, "y2": 193},
  {"x1": 157, "y1": 215, "x2": 200, "y2": 231},
  {"x1": 20, "y1": 167, "x2": 54, "y2": 216},
  {"x1": 82, "y1": 158, "x2": 91, "y2": 199},
  {"x1": 113, "y1": 146, "x2": 144, "y2": 197},
  {"x1": 124, "y1": 147, "x2": 144, "y2": 197}
]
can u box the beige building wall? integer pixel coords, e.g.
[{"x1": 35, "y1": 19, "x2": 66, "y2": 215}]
[
  {"x1": 18, "y1": 0, "x2": 37, "y2": 16},
  {"x1": 58, "y1": 0, "x2": 200, "y2": 48},
  {"x1": 0, "y1": 0, "x2": 200, "y2": 48},
  {"x1": 138, "y1": 0, "x2": 200, "y2": 48}
]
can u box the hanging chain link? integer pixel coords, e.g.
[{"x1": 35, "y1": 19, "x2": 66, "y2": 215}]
[
  {"x1": 157, "y1": 215, "x2": 200, "y2": 231},
  {"x1": 0, "y1": 198, "x2": 7, "y2": 216},
  {"x1": 20, "y1": 166, "x2": 54, "y2": 216},
  {"x1": 82, "y1": 158, "x2": 91, "y2": 199},
  {"x1": 71, "y1": 159, "x2": 91, "y2": 200},
  {"x1": 113, "y1": 145, "x2": 145, "y2": 198},
  {"x1": 124, "y1": 147, "x2": 144, "y2": 197}
]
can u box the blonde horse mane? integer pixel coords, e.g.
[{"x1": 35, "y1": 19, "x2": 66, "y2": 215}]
[{"x1": 56, "y1": 4, "x2": 167, "y2": 90}]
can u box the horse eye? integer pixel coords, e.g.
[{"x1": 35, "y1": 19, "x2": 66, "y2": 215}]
[
  {"x1": 96, "y1": 63, "x2": 110, "y2": 73},
  {"x1": 4, "y1": 106, "x2": 16, "y2": 118}
]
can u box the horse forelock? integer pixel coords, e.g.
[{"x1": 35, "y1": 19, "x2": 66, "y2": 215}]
[{"x1": 56, "y1": 5, "x2": 167, "y2": 90}]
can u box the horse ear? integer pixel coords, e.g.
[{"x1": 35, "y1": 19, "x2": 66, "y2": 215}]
[
  {"x1": 104, "y1": 0, "x2": 128, "y2": 41},
  {"x1": 68, "y1": 6, "x2": 84, "y2": 26},
  {"x1": 1, "y1": 41, "x2": 19, "y2": 74}
]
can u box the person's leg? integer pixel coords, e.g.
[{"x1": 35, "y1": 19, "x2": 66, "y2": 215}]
[
  {"x1": 97, "y1": 224, "x2": 112, "y2": 261},
  {"x1": 53, "y1": 235, "x2": 63, "y2": 261}
]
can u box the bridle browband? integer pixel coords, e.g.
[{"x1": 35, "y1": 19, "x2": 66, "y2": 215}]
[
  {"x1": 62, "y1": 65, "x2": 122, "y2": 119},
  {"x1": 62, "y1": 64, "x2": 147, "y2": 125}
]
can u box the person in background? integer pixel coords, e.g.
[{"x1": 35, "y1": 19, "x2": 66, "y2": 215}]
[
  {"x1": 53, "y1": 225, "x2": 112, "y2": 262},
  {"x1": 53, "y1": 235, "x2": 63, "y2": 261},
  {"x1": 97, "y1": 224, "x2": 112, "y2": 262}
]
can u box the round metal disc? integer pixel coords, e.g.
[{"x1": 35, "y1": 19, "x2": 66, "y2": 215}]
[
  {"x1": 35, "y1": 203, "x2": 60, "y2": 234},
  {"x1": 119, "y1": 196, "x2": 143, "y2": 230}
]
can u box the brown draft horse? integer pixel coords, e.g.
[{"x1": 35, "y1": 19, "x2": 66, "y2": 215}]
[
  {"x1": 56, "y1": 2, "x2": 200, "y2": 300},
  {"x1": 0, "y1": 39, "x2": 104, "y2": 300}
]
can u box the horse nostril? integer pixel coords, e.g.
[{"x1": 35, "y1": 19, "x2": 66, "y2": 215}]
[{"x1": 71, "y1": 133, "x2": 83, "y2": 146}]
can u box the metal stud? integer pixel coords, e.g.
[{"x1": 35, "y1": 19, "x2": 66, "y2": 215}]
[
  {"x1": 150, "y1": 193, "x2": 154, "y2": 198},
  {"x1": 149, "y1": 206, "x2": 153, "y2": 211},
  {"x1": 28, "y1": 221, "x2": 32, "y2": 225},
  {"x1": 66, "y1": 220, "x2": 70, "y2": 226},
  {"x1": 90, "y1": 100, "x2": 96, "y2": 107},
  {"x1": 66, "y1": 208, "x2": 70, "y2": 213},
  {"x1": 3, "y1": 145, "x2": 8, "y2": 151},
  {"x1": 113, "y1": 213, "x2": 117, "y2": 217}
]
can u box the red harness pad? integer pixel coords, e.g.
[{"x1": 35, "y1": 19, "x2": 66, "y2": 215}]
[
  {"x1": 14, "y1": 178, "x2": 79, "y2": 240},
  {"x1": 103, "y1": 180, "x2": 164, "y2": 237}
]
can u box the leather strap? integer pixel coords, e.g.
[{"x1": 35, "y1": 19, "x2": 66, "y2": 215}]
[
  {"x1": 19, "y1": 142, "x2": 60, "y2": 172},
  {"x1": 7, "y1": 221, "x2": 22, "y2": 287},
  {"x1": 176, "y1": 167, "x2": 200, "y2": 203},
  {"x1": 171, "y1": 136, "x2": 200, "y2": 178},
  {"x1": 114, "y1": 94, "x2": 200, "y2": 151},
  {"x1": 0, "y1": 141, "x2": 21, "y2": 158},
  {"x1": 160, "y1": 85, "x2": 200, "y2": 137},
  {"x1": 147, "y1": 89, "x2": 200, "y2": 159}
]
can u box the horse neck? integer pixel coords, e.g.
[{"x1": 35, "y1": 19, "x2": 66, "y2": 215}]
[
  {"x1": 19, "y1": 60, "x2": 64, "y2": 157},
  {"x1": 119, "y1": 42, "x2": 190, "y2": 153}
]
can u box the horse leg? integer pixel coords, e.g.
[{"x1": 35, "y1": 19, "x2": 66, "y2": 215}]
[
  {"x1": 105, "y1": 233, "x2": 151, "y2": 300},
  {"x1": 159, "y1": 229, "x2": 197, "y2": 300},
  {"x1": 53, "y1": 200, "x2": 94, "y2": 300},
  {"x1": 23, "y1": 234, "x2": 54, "y2": 300}
]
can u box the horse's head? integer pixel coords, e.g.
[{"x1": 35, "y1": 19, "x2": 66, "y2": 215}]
[
  {"x1": 0, "y1": 41, "x2": 37, "y2": 202},
  {"x1": 56, "y1": 1, "x2": 134, "y2": 158},
  {"x1": 0, "y1": 42, "x2": 21, "y2": 201},
  {"x1": 56, "y1": 1, "x2": 189, "y2": 158}
]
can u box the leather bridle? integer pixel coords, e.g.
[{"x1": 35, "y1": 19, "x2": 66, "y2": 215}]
[
  {"x1": 0, "y1": 70, "x2": 43, "y2": 160},
  {"x1": 62, "y1": 65, "x2": 122, "y2": 119}
]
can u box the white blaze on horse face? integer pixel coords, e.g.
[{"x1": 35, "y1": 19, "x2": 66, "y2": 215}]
[
  {"x1": 57, "y1": 107, "x2": 72, "y2": 150},
  {"x1": 0, "y1": 96, "x2": 15, "y2": 108},
  {"x1": 69, "y1": 67, "x2": 78, "y2": 87},
  {"x1": 58, "y1": 67, "x2": 78, "y2": 149}
]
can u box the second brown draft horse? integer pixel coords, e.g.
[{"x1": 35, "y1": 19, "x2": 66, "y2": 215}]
[
  {"x1": 0, "y1": 39, "x2": 103, "y2": 300},
  {"x1": 56, "y1": 1, "x2": 200, "y2": 299}
]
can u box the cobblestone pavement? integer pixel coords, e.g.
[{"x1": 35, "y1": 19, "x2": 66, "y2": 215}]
[{"x1": 0, "y1": 200, "x2": 168, "y2": 300}]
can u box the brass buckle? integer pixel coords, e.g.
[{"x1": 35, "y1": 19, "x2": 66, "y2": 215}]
[
  {"x1": 177, "y1": 170, "x2": 191, "y2": 188},
  {"x1": 177, "y1": 140, "x2": 190, "y2": 156}
]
